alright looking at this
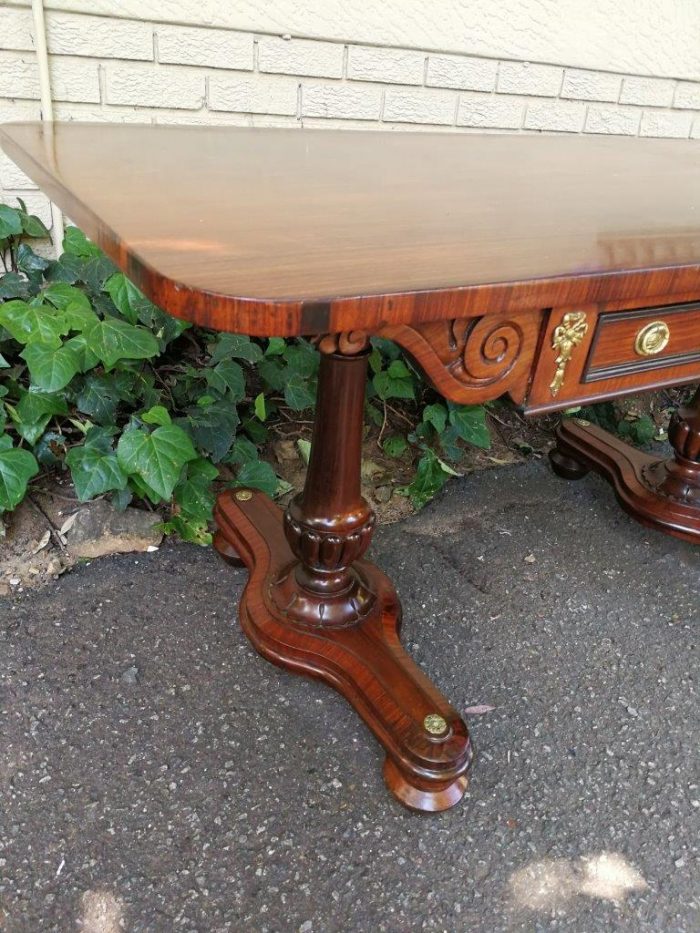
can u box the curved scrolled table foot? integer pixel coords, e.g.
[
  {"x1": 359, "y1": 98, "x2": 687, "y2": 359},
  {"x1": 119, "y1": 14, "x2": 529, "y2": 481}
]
[
  {"x1": 551, "y1": 411, "x2": 700, "y2": 544},
  {"x1": 212, "y1": 530, "x2": 246, "y2": 568},
  {"x1": 214, "y1": 489, "x2": 473, "y2": 812}
]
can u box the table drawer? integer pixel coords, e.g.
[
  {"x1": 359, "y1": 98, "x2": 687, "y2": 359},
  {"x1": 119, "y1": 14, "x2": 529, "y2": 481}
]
[
  {"x1": 583, "y1": 301, "x2": 700, "y2": 383},
  {"x1": 525, "y1": 298, "x2": 700, "y2": 413}
]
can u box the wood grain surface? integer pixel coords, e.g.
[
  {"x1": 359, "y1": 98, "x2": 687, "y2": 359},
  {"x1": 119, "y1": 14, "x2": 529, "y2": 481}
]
[{"x1": 1, "y1": 121, "x2": 700, "y2": 336}]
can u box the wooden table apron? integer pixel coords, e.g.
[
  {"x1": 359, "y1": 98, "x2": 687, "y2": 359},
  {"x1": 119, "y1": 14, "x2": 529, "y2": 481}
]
[{"x1": 2, "y1": 123, "x2": 700, "y2": 812}]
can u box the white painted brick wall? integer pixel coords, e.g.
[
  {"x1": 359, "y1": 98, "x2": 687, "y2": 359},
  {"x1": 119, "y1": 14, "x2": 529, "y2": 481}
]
[
  {"x1": 258, "y1": 37, "x2": 343, "y2": 79},
  {"x1": 426, "y1": 55, "x2": 497, "y2": 92},
  {"x1": 640, "y1": 110, "x2": 694, "y2": 138},
  {"x1": 47, "y1": 12, "x2": 154, "y2": 61},
  {"x1": 620, "y1": 76, "x2": 675, "y2": 107},
  {"x1": 0, "y1": 6, "x2": 35, "y2": 51},
  {"x1": 347, "y1": 46, "x2": 425, "y2": 86},
  {"x1": 497, "y1": 62, "x2": 563, "y2": 97},
  {"x1": 0, "y1": 153, "x2": 36, "y2": 189},
  {"x1": 105, "y1": 63, "x2": 205, "y2": 109},
  {"x1": 209, "y1": 75, "x2": 298, "y2": 116},
  {"x1": 301, "y1": 84, "x2": 381, "y2": 121},
  {"x1": 0, "y1": 52, "x2": 100, "y2": 104},
  {"x1": 383, "y1": 89, "x2": 456, "y2": 126},
  {"x1": 524, "y1": 100, "x2": 586, "y2": 133},
  {"x1": 457, "y1": 95, "x2": 524, "y2": 129},
  {"x1": 156, "y1": 25, "x2": 253, "y2": 71},
  {"x1": 675, "y1": 82, "x2": 700, "y2": 111},
  {"x1": 561, "y1": 69, "x2": 621, "y2": 103},
  {"x1": 585, "y1": 105, "x2": 641, "y2": 136},
  {"x1": 1, "y1": 9, "x2": 699, "y2": 235}
]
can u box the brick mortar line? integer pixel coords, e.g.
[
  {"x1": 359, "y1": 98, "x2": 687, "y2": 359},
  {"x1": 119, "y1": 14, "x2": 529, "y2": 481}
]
[
  {"x1": 1, "y1": 56, "x2": 698, "y2": 107},
  {"x1": 11, "y1": 60, "x2": 699, "y2": 119},
  {"x1": 3, "y1": 6, "x2": 700, "y2": 88}
]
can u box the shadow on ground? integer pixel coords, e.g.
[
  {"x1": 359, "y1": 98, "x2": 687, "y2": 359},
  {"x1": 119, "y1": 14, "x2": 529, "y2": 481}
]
[{"x1": 1, "y1": 460, "x2": 698, "y2": 931}]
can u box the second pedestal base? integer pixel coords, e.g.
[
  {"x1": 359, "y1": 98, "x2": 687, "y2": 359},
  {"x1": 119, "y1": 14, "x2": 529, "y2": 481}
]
[
  {"x1": 550, "y1": 418, "x2": 700, "y2": 544},
  {"x1": 214, "y1": 488, "x2": 473, "y2": 812}
]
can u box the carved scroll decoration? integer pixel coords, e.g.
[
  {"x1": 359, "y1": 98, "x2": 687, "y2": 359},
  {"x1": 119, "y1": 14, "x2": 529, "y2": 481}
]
[
  {"x1": 313, "y1": 331, "x2": 370, "y2": 355},
  {"x1": 376, "y1": 312, "x2": 543, "y2": 405}
]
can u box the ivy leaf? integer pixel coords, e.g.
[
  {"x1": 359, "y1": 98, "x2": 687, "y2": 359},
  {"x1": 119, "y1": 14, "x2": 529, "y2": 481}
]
[
  {"x1": 20, "y1": 341, "x2": 80, "y2": 392},
  {"x1": 159, "y1": 514, "x2": 212, "y2": 546},
  {"x1": 438, "y1": 423, "x2": 464, "y2": 462},
  {"x1": 127, "y1": 472, "x2": 163, "y2": 505},
  {"x1": 44, "y1": 253, "x2": 86, "y2": 284},
  {"x1": 16, "y1": 390, "x2": 68, "y2": 424},
  {"x1": 0, "y1": 272, "x2": 30, "y2": 300},
  {"x1": 12, "y1": 391, "x2": 68, "y2": 443},
  {"x1": 0, "y1": 352, "x2": 9, "y2": 369},
  {"x1": 111, "y1": 487, "x2": 133, "y2": 511},
  {"x1": 174, "y1": 457, "x2": 218, "y2": 522},
  {"x1": 258, "y1": 358, "x2": 286, "y2": 392},
  {"x1": 84, "y1": 318, "x2": 159, "y2": 368},
  {"x1": 61, "y1": 300, "x2": 99, "y2": 332},
  {"x1": 16, "y1": 243, "x2": 50, "y2": 274},
  {"x1": 383, "y1": 434, "x2": 408, "y2": 458},
  {"x1": 0, "y1": 205, "x2": 22, "y2": 239},
  {"x1": 265, "y1": 337, "x2": 286, "y2": 356},
  {"x1": 141, "y1": 405, "x2": 171, "y2": 426},
  {"x1": 242, "y1": 414, "x2": 268, "y2": 445},
  {"x1": 373, "y1": 360, "x2": 414, "y2": 401},
  {"x1": 177, "y1": 399, "x2": 239, "y2": 463},
  {"x1": 74, "y1": 375, "x2": 119, "y2": 423},
  {"x1": 297, "y1": 439, "x2": 311, "y2": 464},
  {"x1": 254, "y1": 392, "x2": 266, "y2": 421},
  {"x1": 368, "y1": 347, "x2": 383, "y2": 375},
  {"x1": 19, "y1": 211, "x2": 50, "y2": 239},
  {"x1": 398, "y1": 448, "x2": 456, "y2": 509},
  {"x1": 104, "y1": 272, "x2": 141, "y2": 325},
  {"x1": 150, "y1": 307, "x2": 190, "y2": 346},
  {"x1": 371, "y1": 337, "x2": 401, "y2": 361},
  {"x1": 210, "y1": 333, "x2": 263, "y2": 365},
  {"x1": 65, "y1": 443, "x2": 129, "y2": 501},
  {"x1": 423, "y1": 403, "x2": 448, "y2": 435},
  {"x1": 284, "y1": 343, "x2": 319, "y2": 378},
  {"x1": 35, "y1": 431, "x2": 67, "y2": 466},
  {"x1": 63, "y1": 226, "x2": 102, "y2": 258},
  {"x1": 205, "y1": 359, "x2": 245, "y2": 401},
  {"x1": 448, "y1": 404, "x2": 491, "y2": 450},
  {"x1": 117, "y1": 424, "x2": 198, "y2": 501},
  {"x1": 64, "y1": 333, "x2": 100, "y2": 372},
  {"x1": 82, "y1": 425, "x2": 119, "y2": 452},
  {"x1": 82, "y1": 255, "x2": 118, "y2": 293},
  {"x1": 0, "y1": 437, "x2": 39, "y2": 512},
  {"x1": 234, "y1": 459, "x2": 279, "y2": 496},
  {"x1": 0, "y1": 299, "x2": 69, "y2": 347},
  {"x1": 284, "y1": 372, "x2": 316, "y2": 411},
  {"x1": 42, "y1": 283, "x2": 91, "y2": 314},
  {"x1": 227, "y1": 436, "x2": 259, "y2": 465}
]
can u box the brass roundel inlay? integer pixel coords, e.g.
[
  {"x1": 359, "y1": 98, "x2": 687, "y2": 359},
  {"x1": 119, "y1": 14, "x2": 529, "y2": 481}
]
[
  {"x1": 423, "y1": 713, "x2": 448, "y2": 736},
  {"x1": 234, "y1": 489, "x2": 253, "y2": 501},
  {"x1": 634, "y1": 321, "x2": 670, "y2": 357},
  {"x1": 574, "y1": 418, "x2": 591, "y2": 427}
]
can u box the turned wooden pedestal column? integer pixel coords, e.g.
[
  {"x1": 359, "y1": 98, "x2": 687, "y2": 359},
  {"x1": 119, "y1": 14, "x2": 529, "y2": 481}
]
[
  {"x1": 550, "y1": 387, "x2": 700, "y2": 543},
  {"x1": 213, "y1": 336, "x2": 473, "y2": 812}
]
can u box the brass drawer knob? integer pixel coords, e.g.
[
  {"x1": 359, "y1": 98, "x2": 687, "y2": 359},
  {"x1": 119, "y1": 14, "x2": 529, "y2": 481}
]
[{"x1": 634, "y1": 321, "x2": 670, "y2": 357}]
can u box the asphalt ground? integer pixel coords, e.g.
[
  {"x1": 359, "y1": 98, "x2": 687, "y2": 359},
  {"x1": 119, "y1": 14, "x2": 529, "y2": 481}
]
[{"x1": 1, "y1": 459, "x2": 698, "y2": 931}]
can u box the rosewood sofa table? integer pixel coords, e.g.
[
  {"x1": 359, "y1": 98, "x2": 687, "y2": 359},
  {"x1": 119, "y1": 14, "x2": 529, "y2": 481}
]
[{"x1": 3, "y1": 123, "x2": 700, "y2": 813}]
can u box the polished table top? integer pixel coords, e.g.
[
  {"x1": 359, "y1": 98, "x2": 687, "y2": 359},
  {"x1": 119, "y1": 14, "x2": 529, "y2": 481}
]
[{"x1": 1, "y1": 121, "x2": 699, "y2": 335}]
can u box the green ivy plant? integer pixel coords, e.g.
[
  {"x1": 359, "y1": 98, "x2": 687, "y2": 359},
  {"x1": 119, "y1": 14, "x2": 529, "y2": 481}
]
[{"x1": 0, "y1": 205, "x2": 494, "y2": 540}]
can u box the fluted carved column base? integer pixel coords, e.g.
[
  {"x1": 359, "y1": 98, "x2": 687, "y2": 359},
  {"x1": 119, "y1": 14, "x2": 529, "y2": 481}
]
[
  {"x1": 550, "y1": 403, "x2": 700, "y2": 544},
  {"x1": 213, "y1": 488, "x2": 473, "y2": 812}
]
